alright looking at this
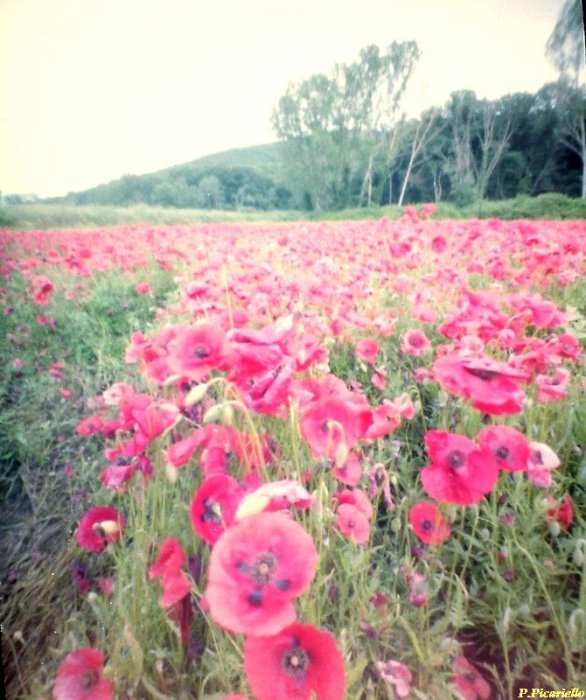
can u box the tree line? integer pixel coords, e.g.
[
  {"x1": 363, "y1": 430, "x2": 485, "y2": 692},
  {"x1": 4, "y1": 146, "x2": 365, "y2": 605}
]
[{"x1": 272, "y1": 49, "x2": 585, "y2": 210}]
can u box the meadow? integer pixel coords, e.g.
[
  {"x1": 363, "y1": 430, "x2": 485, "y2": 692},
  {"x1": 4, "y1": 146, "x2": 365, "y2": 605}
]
[{"x1": 1, "y1": 207, "x2": 585, "y2": 699}]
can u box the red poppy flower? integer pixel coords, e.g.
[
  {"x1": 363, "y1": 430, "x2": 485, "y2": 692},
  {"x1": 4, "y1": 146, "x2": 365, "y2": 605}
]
[
  {"x1": 300, "y1": 397, "x2": 371, "y2": 459},
  {"x1": 527, "y1": 441, "x2": 560, "y2": 488},
  {"x1": 205, "y1": 512, "x2": 318, "y2": 636},
  {"x1": 148, "y1": 538, "x2": 192, "y2": 609},
  {"x1": 401, "y1": 329, "x2": 431, "y2": 357},
  {"x1": 169, "y1": 322, "x2": 233, "y2": 380},
  {"x1": 189, "y1": 474, "x2": 242, "y2": 544},
  {"x1": 476, "y1": 425, "x2": 530, "y2": 472},
  {"x1": 433, "y1": 354, "x2": 528, "y2": 415},
  {"x1": 30, "y1": 275, "x2": 55, "y2": 305},
  {"x1": 355, "y1": 337, "x2": 380, "y2": 364},
  {"x1": 536, "y1": 367, "x2": 570, "y2": 403},
  {"x1": 451, "y1": 655, "x2": 491, "y2": 700},
  {"x1": 75, "y1": 506, "x2": 125, "y2": 553},
  {"x1": 420, "y1": 431, "x2": 499, "y2": 505},
  {"x1": 243, "y1": 623, "x2": 345, "y2": 700},
  {"x1": 545, "y1": 494, "x2": 574, "y2": 530},
  {"x1": 335, "y1": 503, "x2": 370, "y2": 545},
  {"x1": 53, "y1": 648, "x2": 113, "y2": 700},
  {"x1": 409, "y1": 501, "x2": 451, "y2": 545}
]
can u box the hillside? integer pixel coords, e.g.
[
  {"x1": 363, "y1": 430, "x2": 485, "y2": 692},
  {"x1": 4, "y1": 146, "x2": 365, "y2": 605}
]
[{"x1": 48, "y1": 142, "x2": 293, "y2": 210}]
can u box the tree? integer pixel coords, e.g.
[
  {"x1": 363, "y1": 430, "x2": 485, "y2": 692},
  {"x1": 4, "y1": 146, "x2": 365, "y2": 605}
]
[
  {"x1": 272, "y1": 42, "x2": 420, "y2": 210},
  {"x1": 546, "y1": 0, "x2": 585, "y2": 81}
]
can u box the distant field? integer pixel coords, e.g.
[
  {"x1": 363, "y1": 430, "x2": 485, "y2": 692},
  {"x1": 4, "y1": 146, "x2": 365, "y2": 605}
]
[{"x1": 2, "y1": 193, "x2": 585, "y2": 230}]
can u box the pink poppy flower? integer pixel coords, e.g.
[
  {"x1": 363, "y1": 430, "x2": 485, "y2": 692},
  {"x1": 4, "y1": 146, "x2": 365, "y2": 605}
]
[
  {"x1": 451, "y1": 655, "x2": 491, "y2": 700},
  {"x1": 190, "y1": 474, "x2": 242, "y2": 544},
  {"x1": 476, "y1": 425, "x2": 530, "y2": 472},
  {"x1": 205, "y1": 512, "x2": 318, "y2": 636},
  {"x1": 409, "y1": 501, "x2": 451, "y2": 545},
  {"x1": 148, "y1": 538, "x2": 192, "y2": 609},
  {"x1": 377, "y1": 659, "x2": 413, "y2": 698},
  {"x1": 420, "y1": 431, "x2": 499, "y2": 505},
  {"x1": 401, "y1": 329, "x2": 431, "y2": 357},
  {"x1": 169, "y1": 322, "x2": 233, "y2": 380},
  {"x1": 527, "y1": 442, "x2": 560, "y2": 488},
  {"x1": 53, "y1": 648, "x2": 113, "y2": 700},
  {"x1": 355, "y1": 337, "x2": 380, "y2": 364},
  {"x1": 75, "y1": 506, "x2": 125, "y2": 553},
  {"x1": 244, "y1": 623, "x2": 345, "y2": 700},
  {"x1": 335, "y1": 503, "x2": 371, "y2": 545}
]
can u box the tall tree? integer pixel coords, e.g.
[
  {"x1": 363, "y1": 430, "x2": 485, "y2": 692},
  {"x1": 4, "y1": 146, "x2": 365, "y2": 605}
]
[{"x1": 546, "y1": 0, "x2": 586, "y2": 197}]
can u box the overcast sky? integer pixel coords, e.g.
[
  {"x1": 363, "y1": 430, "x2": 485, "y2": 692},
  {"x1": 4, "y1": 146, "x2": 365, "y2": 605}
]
[{"x1": 0, "y1": 0, "x2": 564, "y2": 197}]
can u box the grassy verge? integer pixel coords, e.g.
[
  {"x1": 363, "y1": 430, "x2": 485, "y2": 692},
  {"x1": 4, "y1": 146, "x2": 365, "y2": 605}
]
[{"x1": 2, "y1": 193, "x2": 585, "y2": 231}]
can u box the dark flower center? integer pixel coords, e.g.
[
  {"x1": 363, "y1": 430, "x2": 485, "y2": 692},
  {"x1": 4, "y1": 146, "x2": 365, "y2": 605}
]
[
  {"x1": 201, "y1": 498, "x2": 222, "y2": 525},
  {"x1": 448, "y1": 450, "x2": 466, "y2": 469},
  {"x1": 194, "y1": 345, "x2": 209, "y2": 359},
  {"x1": 252, "y1": 552, "x2": 278, "y2": 584},
  {"x1": 80, "y1": 670, "x2": 99, "y2": 690},
  {"x1": 421, "y1": 519, "x2": 433, "y2": 531},
  {"x1": 282, "y1": 646, "x2": 310, "y2": 679},
  {"x1": 464, "y1": 367, "x2": 497, "y2": 381},
  {"x1": 531, "y1": 449, "x2": 544, "y2": 466},
  {"x1": 410, "y1": 334, "x2": 423, "y2": 347},
  {"x1": 464, "y1": 671, "x2": 476, "y2": 684},
  {"x1": 495, "y1": 446, "x2": 510, "y2": 461}
]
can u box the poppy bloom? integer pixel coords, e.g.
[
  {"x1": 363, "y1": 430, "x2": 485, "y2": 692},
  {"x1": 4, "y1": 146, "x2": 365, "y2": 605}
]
[
  {"x1": 355, "y1": 337, "x2": 380, "y2": 364},
  {"x1": 377, "y1": 659, "x2": 413, "y2": 698},
  {"x1": 420, "y1": 431, "x2": 499, "y2": 505},
  {"x1": 243, "y1": 623, "x2": 345, "y2": 700},
  {"x1": 75, "y1": 506, "x2": 125, "y2": 553},
  {"x1": 205, "y1": 512, "x2": 318, "y2": 636},
  {"x1": 545, "y1": 494, "x2": 574, "y2": 530},
  {"x1": 30, "y1": 275, "x2": 55, "y2": 305},
  {"x1": 148, "y1": 538, "x2": 192, "y2": 609},
  {"x1": 401, "y1": 329, "x2": 431, "y2": 357},
  {"x1": 235, "y1": 479, "x2": 313, "y2": 521},
  {"x1": 536, "y1": 368, "x2": 570, "y2": 403},
  {"x1": 335, "y1": 503, "x2": 370, "y2": 545},
  {"x1": 53, "y1": 648, "x2": 113, "y2": 700},
  {"x1": 300, "y1": 397, "x2": 371, "y2": 459},
  {"x1": 135, "y1": 282, "x2": 151, "y2": 295},
  {"x1": 409, "y1": 501, "x2": 451, "y2": 545},
  {"x1": 433, "y1": 354, "x2": 528, "y2": 415},
  {"x1": 190, "y1": 474, "x2": 242, "y2": 544},
  {"x1": 527, "y1": 442, "x2": 560, "y2": 488},
  {"x1": 476, "y1": 425, "x2": 530, "y2": 472},
  {"x1": 451, "y1": 655, "x2": 491, "y2": 700},
  {"x1": 169, "y1": 322, "x2": 233, "y2": 380}
]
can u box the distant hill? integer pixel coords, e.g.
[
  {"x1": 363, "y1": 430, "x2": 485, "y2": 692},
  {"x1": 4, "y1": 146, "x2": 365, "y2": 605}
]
[{"x1": 47, "y1": 142, "x2": 294, "y2": 211}]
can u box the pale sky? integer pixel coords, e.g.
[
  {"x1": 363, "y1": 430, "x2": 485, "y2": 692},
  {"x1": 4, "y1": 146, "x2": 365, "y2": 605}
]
[{"x1": 0, "y1": 0, "x2": 564, "y2": 197}]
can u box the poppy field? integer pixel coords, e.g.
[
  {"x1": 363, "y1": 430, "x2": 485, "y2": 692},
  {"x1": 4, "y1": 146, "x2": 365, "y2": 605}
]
[{"x1": 1, "y1": 209, "x2": 585, "y2": 699}]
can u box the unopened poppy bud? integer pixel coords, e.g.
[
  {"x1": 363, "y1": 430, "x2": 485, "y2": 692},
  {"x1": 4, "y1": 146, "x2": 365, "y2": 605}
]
[
  {"x1": 220, "y1": 404, "x2": 234, "y2": 426},
  {"x1": 165, "y1": 463, "x2": 178, "y2": 484},
  {"x1": 203, "y1": 404, "x2": 223, "y2": 424},
  {"x1": 548, "y1": 521, "x2": 561, "y2": 537},
  {"x1": 573, "y1": 540, "x2": 586, "y2": 566},
  {"x1": 184, "y1": 382, "x2": 209, "y2": 406},
  {"x1": 334, "y1": 442, "x2": 349, "y2": 468}
]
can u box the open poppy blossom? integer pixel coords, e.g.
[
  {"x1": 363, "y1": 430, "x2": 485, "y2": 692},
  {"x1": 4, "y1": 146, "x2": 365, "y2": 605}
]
[
  {"x1": 300, "y1": 396, "x2": 371, "y2": 459},
  {"x1": 53, "y1": 648, "x2": 113, "y2": 700},
  {"x1": 205, "y1": 512, "x2": 318, "y2": 636},
  {"x1": 243, "y1": 622, "x2": 345, "y2": 700},
  {"x1": 169, "y1": 322, "x2": 233, "y2": 380},
  {"x1": 355, "y1": 337, "x2": 380, "y2": 364},
  {"x1": 401, "y1": 329, "x2": 431, "y2": 357},
  {"x1": 433, "y1": 354, "x2": 529, "y2": 415},
  {"x1": 527, "y1": 441, "x2": 560, "y2": 488},
  {"x1": 409, "y1": 501, "x2": 451, "y2": 545},
  {"x1": 75, "y1": 506, "x2": 125, "y2": 553},
  {"x1": 451, "y1": 654, "x2": 491, "y2": 700},
  {"x1": 190, "y1": 474, "x2": 242, "y2": 544},
  {"x1": 148, "y1": 538, "x2": 192, "y2": 608},
  {"x1": 377, "y1": 659, "x2": 413, "y2": 698},
  {"x1": 476, "y1": 425, "x2": 530, "y2": 472},
  {"x1": 420, "y1": 430, "x2": 499, "y2": 505}
]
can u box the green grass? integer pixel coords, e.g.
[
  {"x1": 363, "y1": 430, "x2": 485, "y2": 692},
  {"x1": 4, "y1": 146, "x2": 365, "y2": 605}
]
[{"x1": 2, "y1": 193, "x2": 585, "y2": 231}]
